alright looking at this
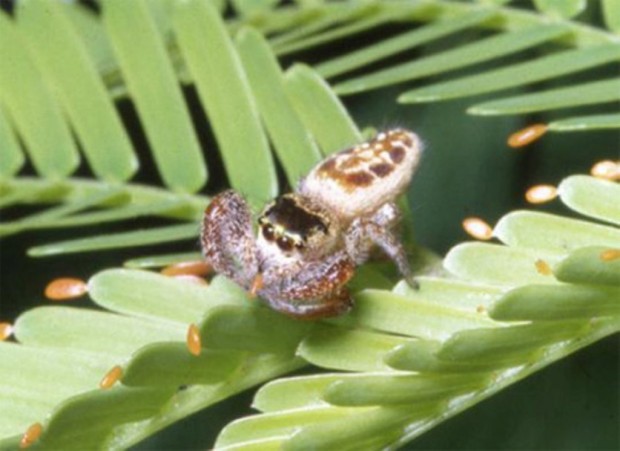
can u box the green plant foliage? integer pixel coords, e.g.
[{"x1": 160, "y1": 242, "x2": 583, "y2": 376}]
[{"x1": 0, "y1": 0, "x2": 618, "y2": 450}]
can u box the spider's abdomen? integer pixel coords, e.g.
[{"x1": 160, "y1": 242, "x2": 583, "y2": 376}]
[{"x1": 298, "y1": 129, "x2": 422, "y2": 219}]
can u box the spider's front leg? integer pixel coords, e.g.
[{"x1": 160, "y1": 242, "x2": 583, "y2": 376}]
[
  {"x1": 259, "y1": 251, "x2": 356, "y2": 319},
  {"x1": 200, "y1": 190, "x2": 258, "y2": 289},
  {"x1": 345, "y1": 202, "x2": 417, "y2": 287}
]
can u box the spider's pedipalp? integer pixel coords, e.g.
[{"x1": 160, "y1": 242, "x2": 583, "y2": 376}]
[
  {"x1": 267, "y1": 288, "x2": 353, "y2": 320},
  {"x1": 200, "y1": 190, "x2": 258, "y2": 288},
  {"x1": 258, "y1": 250, "x2": 356, "y2": 318}
]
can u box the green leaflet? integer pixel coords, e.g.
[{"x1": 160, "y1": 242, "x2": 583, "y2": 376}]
[
  {"x1": 15, "y1": 0, "x2": 138, "y2": 182},
  {"x1": 284, "y1": 64, "x2": 362, "y2": 154},
  {"x1": 269, "y1": 2, "x2": 373, "y2": 49},
  {"x1": 602, "y1": 0, "x2": 620, "y2": 32},
  {"x1": 122, "y1": 343, "x2": 244, "y2": 387},
  {"x1": 494, "y1": 210, "x2": 620, "y2": 252},
  {"x1": 322, "y1": 373, "x2": 485, "y2": 406},
  {"x1": 37, "y1": 387, "x2": 177, "y2": 451},
  {"x1": 469, "y1": 78, "x2": 620, "y2": 115},
  {"x1": 281, "y1": 406, "x2": 426, "y2": 451},
  {"x1": 236, "y1": 27, "x2": 322, "y2": 185},
  {"x1": 198, "y1": 305, "x2": 313, "y2": 356},
  {"x1": 554, "y1": 246, "x2": 620, "y2": 287},
  {"x1": 124, "y1": 251, "x2": 203, "y2": 269},
  {"x1": 341, "y1": 289, "x2": 498, "y2": 340},
  {"x1": 317, "y1": 10, "x2": 497, "y2": 79},
  {"x1": 14, "y1": 306, "x2": 184, "y2": 356},
  {"x1": 27, "y1": 223, "x2": 200, "y2": 257},
  {"x1": 559, "y1": 175, "x2": 620, "y2": 226},
  {"x1": 491, "y1": 284, "x2": 620, "y2": 321},
  {"x1": 0, "y1": 106, "x2": 22, "y2": 178},
  {"x1": 298, "y1": 325, "x2": 413, "y2": 372},
  {"x1": 548, "y1": 113, "x2": 620, "y2": 131},
  {"x1": 0, "y1": 186, "x2": 128, "y2": 237},
  {"x1": 102, "y1": 0, "x2": 207, "y2": 193},
  {"x1": 437, "y1": 320, "x2": 590, "y2": 362},
  {"x1": 399, "y1": 44, "x2": 620, "y2": 103},
  {"x1": 173, "y1": 0, "x2": 277, "y2": 206},
  {"x1": 0, "y1": 13, "x2": 79, "y2": 178},
  {"x1": 89, "y1": 270, "x2": 245, "y2": 323},
  {"x1": 335, "y1": 24, "x2": 570, "y2": 95},
  {"x1": 274, "y1": 3, "x2": 415, "y2": 56},
  {"x1": 254, "y1": 374, "x2": 348, "y2": 412},
  {"x1": 0, "y1": 342, "x2": 113, "y2": 438},
  {"x1": 215, "y1": 406, "x2": 377, "y2": 448},
  {"x1": 385, "y1": 339, "x2": 507, "y2": 373},
  {"x1": 231, "y1": 0, "x2": 280, "y2": 17},
  {"x1": 444, "y1": 242, "x2": 560, "y2": 287},
  {"x1": 532, "y1": 0, "x2": 586, "y2": 19}
]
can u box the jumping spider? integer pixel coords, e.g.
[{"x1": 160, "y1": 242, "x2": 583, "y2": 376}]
[{"x1": 201, "y1": 128, "x2": 423, "y2": 319}]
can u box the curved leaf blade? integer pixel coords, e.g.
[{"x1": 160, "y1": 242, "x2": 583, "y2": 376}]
[
  {"x1": 323, "y1": 373, "x2": 484, "y2": 407},
  {"x1": 317, "y1": 10, "x2": 497, "y2": 79},
  {"x1": 122, "y1": 343, "x2": 244, "y2": 387},
  {"x1": 88, "y1": 269, "x2": 241, "y2": 323},
  {"x1": 298, "y1": 325, "x2": 411, "y2": 372},
  {"x1": 236, "y1": 27, "x2": 322, "y2": 185},
  {"x1": 532, "y1": 0, "x2": 586, "y2": 19},
  {"x1": 173, "y1": 0, "x2": 277, "y2": 205},
  {"x1": 469, "y1": 78, "x2": 620, "y2": 115},
  {"x1": 494, "y1": 210, "x2": 620, "y2": 252},
  {"x1": 0, "y1": 105, "x2": 24, "y2": 179},
  {"x1": 0, "y1": 13, "x2": 79, "y2": 179},
  {"x1": 27, "y1": 223, "x2": 199, "y2": 257},
  {"x1": 558, "y1": 175, "x2": 620, "y2": 225},
  {"x1": 37, "y1": 386, "x2": 176, "y2": 451},
  {"x1": 399, "y1": 44, "x2": 620, "y2": 103},
  {"x1": 284, "y1": 64, "x2": 362, "y2": 154},
  {"x1": 490, "y1": 284, "x2": 620, "y2": 321},
  {"x1": 102, "y1": 0, "x2": 207, "y2": 193},
  {"x1": 335, "y1": 24, "x2": 570, "y2": 95},
  {"x1": 16, "y1": 0, "x2": 138, "y2": 181},
  {"x1": 14, "y1": 306, "x2": 184, "y2": 356},
  {"x1": 555, "y1": 246, "x2": 620, "y2": 287},
  {"x1": 199, "y1": 305, "x2": 313, "y2": 355},
  {"x1": 437, "y1": 321, "x2": 589, "y2": 363},
  {"x1": 602, "y1": 0, "x2": 620, "y2": 33},
  {"x1": 548, "y1": 113, "x2": 620, "y2": 131},
  {"x1": 444, "y1": 242, "x2": 559, "y2": 286}
]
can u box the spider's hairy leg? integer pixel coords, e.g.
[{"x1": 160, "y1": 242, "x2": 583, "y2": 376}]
[
  {"x1": 345, "y1": 203, "x2": 417, "y2": 288},
  {"x1": 201, "y1": 190, "x2": 258, "y2": 288},
  {"x1": 260, "y1": 251, "x2": 356, "y2": 319}
]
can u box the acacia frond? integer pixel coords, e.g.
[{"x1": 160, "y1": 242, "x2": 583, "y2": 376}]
[{"x1": 0, "y1": 1, "x2": 618, "y2": 449}]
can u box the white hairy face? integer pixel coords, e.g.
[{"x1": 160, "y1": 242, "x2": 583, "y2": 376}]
[{"x1": 255, "y1": 194, "x2": 338, "y2": 268}]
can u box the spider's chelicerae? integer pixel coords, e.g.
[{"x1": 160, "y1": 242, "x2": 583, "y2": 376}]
[{"x1": 201, "y1": 128, "x2": 423, "y2": 319}]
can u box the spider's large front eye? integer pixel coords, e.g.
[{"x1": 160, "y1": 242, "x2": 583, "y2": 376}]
[
  {"x1": 276, "y1": 235, "x2": 294, "y2": 252},
  {"x1": 262, "y1": 224, "x2": 275, "y2": 242}
]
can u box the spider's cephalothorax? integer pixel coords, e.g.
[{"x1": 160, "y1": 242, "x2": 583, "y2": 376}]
[{"x1": 201, "y1": 128, "x2": 423, "y2": 319}]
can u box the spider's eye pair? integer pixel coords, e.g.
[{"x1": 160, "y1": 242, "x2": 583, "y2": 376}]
[
  {"x1": 261, "y1": 222, "x2": 304, "y2": 252},
  {"x1": 278, "y1": 234, "x2": 304, "y2": 251},
  {"x1": 276, "y1": 235, "x2": 294, "y2": 251},
  {"x1": 262, "y1": 223, "x2": 276, "y2": 241}
]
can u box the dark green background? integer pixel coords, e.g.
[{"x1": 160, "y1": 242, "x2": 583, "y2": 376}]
[{"x1": 1, "y1": 1, "x2": 618, "y2": 449}]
